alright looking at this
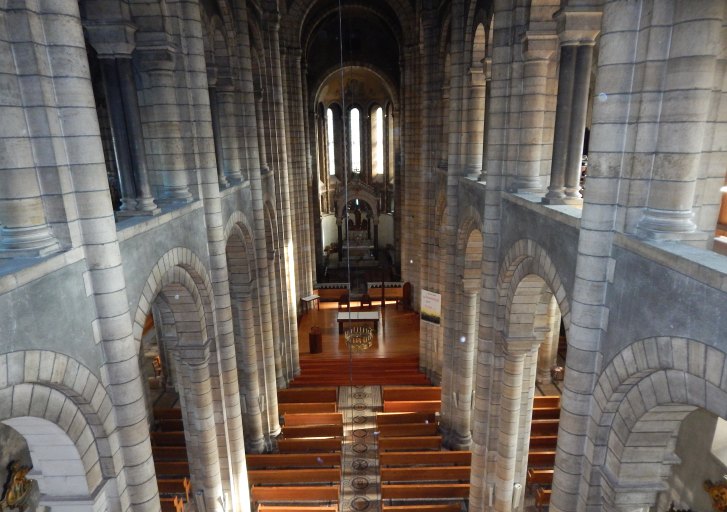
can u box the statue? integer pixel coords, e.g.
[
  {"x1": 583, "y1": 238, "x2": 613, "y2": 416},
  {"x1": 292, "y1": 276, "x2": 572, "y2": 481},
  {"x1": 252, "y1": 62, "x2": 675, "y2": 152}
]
[{"x1": 0, "y1": 462, "x2": 34, "y2": 511}]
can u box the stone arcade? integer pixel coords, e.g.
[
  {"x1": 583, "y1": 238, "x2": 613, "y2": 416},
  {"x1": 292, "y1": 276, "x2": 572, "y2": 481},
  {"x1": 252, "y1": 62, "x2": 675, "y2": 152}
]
[{"x1": 0, "y1": 0, "x2": 726, "y2": 511}]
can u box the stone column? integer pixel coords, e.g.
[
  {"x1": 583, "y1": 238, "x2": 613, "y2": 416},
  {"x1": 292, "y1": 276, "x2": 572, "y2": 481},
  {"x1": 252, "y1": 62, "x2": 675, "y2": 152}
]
[
  {"x1": 448, "y1": 289, "x2": 478, "y2": 449},
  {"x1": 513, "y1": 34, "x2": 556, "y2": 192},
  {"x1": 543, "y1": 11, "x2": 600, "y2": 205},
  {"x1": 231, "y1": 0, "x2": 280, "y2": 445},
  {"x1": 182, "y1": 355, "x2": 224, "y2": 512},
  {"x1": 494, "y1": 348, "x2": 529, "y2": 512},
  {"x1": 464, "y1": 64, "x2": 486, "y2": 178},
  {"x1": 232, "y1": 294, "x2": 265, "y2": 453},
  {"x1": 217, "y1": 78, "x2": 243, "y2": 184},
  {"x1": 136, "y1": 50, "x2": 193, "y2": 202},
  {"x1": 0, "y1": 22, "x2": 61, "y2": 257},
  {"x1": 208, "y1": 81, "x2": 230, "y2": 188},
  {"x1": 478, "y1": 57, "x2": 492, "y2": 182},
  {"x1": 536, "y1": 297, "x2": 560, "y2": 384},
  {"x1": 636, "y1": 1, "x2": 721, "y2": 239}
]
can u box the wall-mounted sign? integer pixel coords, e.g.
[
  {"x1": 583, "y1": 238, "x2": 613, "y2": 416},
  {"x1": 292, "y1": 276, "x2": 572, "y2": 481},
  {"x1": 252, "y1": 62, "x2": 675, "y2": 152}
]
[{"x1": 421, "y1": 289, "x2": 441, "y2": 325}]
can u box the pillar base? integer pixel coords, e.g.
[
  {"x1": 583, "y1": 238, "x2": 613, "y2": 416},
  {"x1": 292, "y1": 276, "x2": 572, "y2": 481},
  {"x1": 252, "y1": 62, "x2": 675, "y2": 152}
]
[
  {"x1": 0, "y1": 226, "x2": 61, "y2": 259},
  {"x1": 246, "y1": 437, "x2": 266, "y2": 454},
  {"x1": 542, "y1": 195, "x2": 583, "y2": 207},
  {"x1": 117, "y1": 207, "x2": 161, "y2": 218},
  {"x1": 444, "y1": 431, "x2": 473, "y2": 451},
  {"x1": 161, "y1": 186, "x2": 194, "y2": 203},
  {"x1": 636, "y1": 208, "x2": 697, "y2": 240}
]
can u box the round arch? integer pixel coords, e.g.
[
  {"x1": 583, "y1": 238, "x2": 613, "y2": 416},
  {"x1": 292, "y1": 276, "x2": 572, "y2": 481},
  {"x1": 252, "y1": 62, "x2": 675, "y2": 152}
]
[{"x1": 581, "y1": 337, "x2": 727, "y2": 510}]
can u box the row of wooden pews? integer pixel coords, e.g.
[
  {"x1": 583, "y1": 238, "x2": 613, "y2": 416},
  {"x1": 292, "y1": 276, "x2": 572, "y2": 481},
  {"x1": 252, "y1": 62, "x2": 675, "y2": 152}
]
[
  {"x1": 527, "y1": 396, "x2": 560, "y2": 511},
  {"x1": 379, "y1": 387, "x2": 469, "y2": 511},
  {"x1": 247, "y1": 388, "x2": 342, "y2": 512},
  {"x1": 151, "y1": 408, "x2": 192, "y2": 512}
]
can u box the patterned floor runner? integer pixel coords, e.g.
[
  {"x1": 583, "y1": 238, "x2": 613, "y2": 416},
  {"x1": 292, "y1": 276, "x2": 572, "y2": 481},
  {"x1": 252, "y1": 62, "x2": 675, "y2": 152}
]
[{"x1": 338, "y1": 385, "x2": 382, "y2": 512}]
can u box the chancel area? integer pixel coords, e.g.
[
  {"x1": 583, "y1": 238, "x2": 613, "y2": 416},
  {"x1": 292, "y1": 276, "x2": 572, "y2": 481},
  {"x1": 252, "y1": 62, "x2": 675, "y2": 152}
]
[{"x1": 1, "y1": 1, "x2": 727, "y2": 512}]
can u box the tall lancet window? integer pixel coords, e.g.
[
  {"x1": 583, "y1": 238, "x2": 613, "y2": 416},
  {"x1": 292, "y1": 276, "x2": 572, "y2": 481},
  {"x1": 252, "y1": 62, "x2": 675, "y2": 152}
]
[
  {"x1": 326, "y1": 107, "x2": 336, "y2": 175},
  {"x1": 350, "y1": 107, "x2": 361, "y2": 174},
  {"x1": 371, "y1": 106, "x2": 384, "y2": 176}
]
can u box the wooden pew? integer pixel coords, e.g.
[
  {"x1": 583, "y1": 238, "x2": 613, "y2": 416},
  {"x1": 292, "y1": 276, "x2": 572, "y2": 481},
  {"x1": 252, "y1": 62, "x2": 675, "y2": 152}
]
[
  {"x1": 283, "y1": 413, "x2": 343, "y2": 427},
  {"x1": 530, "y1": 419, "x2": 560, "y2": 436},
  {"x1": 535, "y1": 487, "x2": 552, "y2": 511},
  {"x1": 383, "y1": 400, "x2": 441, "y2": 414},
  {"x1": 381, "y1": 466, "x2": 470, "y2": 482},
  {"x1": 277, "y1": 437, "x2": 342, "y2": 453},
  {"x1": 527, "y1": 468, "x2": 553, "y2": 487},
  {"x1": 157, "y1": 477, "x2": 190, "y2": 498},
  {"x1": 532, "y1": 407, "x2": 560, "y2": 420},
  {"x1": 381, "y1": 483, "x2": 469, "y2": 500},
  {"x1": 153, "y1": 446, "x2": 188, "y2": 461},
  {"x1": 154, "y1": 408, "x2": 182, "y2": 420},
  {"x1": 154, "y1": 460, "x2": 190, "y2": 476},
  {"x1": 382, "y1": 505, "x2": 461, "y2": 512},
  {"x1": 382, "y1": 386, "x2": 441, "y2": 402},
  {"x1": 150, "y1": 431, "x2": 186, "y2": 446},
  {"x1": 156, "y1": 418, "x2": 184, "y2": 431},
  {"x1": 380, "y1": 451, "x2": 471, "y2": 467},
  {"x1": 251, "y1": 485, "x2": 339, "y2": 504},
  {"x1": 378, "y1": 436, "x2": 442, "y2": 452},
  {"x1": 529, "y1": 435, "x2": 558, "y2": 450},
  {"x1": 160, "y1": 496, "x2": 185, "y2": 512},
  {"x1": 533, "y1": 396, "x2": 560, "y2": 408},
  {"x1": 282, "y1": 424, "x2": 344, "y2": 439},
  {"x1": 246, "y1": 453, "x2": 342, "y2": 470},
  {"x1": 258, "y1": 507, "x2": 339, "y2": 512},
  {"x1": 527, "y1": 451, "x2": 556, "y2": 468},
  {"x1": 377, "y1": 423, "x2": 439, "y2": 437},
  {"x1": 248, "y1": 468, "x2": 341, "y2": 485},
  {"x1": 279, "y1": 402, "x2": 337, "y2": 415},
  {"x1": 278, "y1": 388, "x2": 338, "y2": 404},
  {"x1": 376, "y1": 412, "x2": 437, "y2": 425}
]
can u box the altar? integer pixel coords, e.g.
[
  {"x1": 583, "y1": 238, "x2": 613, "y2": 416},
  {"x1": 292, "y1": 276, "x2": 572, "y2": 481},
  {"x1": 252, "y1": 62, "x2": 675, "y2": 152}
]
[{"x1": 336, "y1": 311, "x2": 380, "y2": 334}]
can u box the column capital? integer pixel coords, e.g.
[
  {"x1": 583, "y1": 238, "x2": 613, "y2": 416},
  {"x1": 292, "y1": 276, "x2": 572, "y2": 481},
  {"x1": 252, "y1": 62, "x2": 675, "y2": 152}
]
[
  {"x1": 85, "y1": 23, "x2": 137, "y2": 58},
  {"x1": 521, "y1": 32, "x2": 558, "y2": 61},
  {"x1": 554, "y1": 9, "x2": 602, "y2": 45},
  {"x1": 504, "y1": 336, "x2": 540, "y2": 355},
  {"x1": 135, "y1": 46, "x2": 177, "y2": 73}
]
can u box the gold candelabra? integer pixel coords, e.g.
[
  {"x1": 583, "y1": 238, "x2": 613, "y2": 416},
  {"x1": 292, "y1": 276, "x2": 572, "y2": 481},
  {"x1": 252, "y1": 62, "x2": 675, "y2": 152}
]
[{"x1": 344, "y1": 325, "x2": 374, "y2": 351}]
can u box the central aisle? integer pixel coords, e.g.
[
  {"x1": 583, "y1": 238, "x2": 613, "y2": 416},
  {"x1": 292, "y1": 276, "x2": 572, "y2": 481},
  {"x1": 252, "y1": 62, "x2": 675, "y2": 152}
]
[{"x1": 339, "y1": 385, "x2": 382, "y2": 511}]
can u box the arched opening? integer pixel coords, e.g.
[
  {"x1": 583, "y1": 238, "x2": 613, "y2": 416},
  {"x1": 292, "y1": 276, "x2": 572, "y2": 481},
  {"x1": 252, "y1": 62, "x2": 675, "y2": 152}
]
[{"x1": 1, "y1": 418, "x2": 97, "y2": 511}]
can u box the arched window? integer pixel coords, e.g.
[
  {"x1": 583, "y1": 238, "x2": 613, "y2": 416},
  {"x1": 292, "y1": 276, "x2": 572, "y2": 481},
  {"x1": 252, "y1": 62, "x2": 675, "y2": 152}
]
[
  {"x1": 371, "y1": 106, "x2": 384, "y2": 177},
  {"x1": 326, "y1": 107, "x2": 336, "y2": 175},
  {"x1": 350, "y1": 107, "x2": 361, "y2": 174}
]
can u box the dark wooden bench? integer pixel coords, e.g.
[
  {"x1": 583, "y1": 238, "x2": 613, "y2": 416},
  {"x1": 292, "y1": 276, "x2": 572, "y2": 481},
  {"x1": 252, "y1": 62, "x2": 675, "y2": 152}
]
[
  {"x1": 381, "y1": 466, "x2": 471, "y2": 482},
  {"x1": 379, "y1": 451, "x2": 471, "y2": 467},
  {"x1": 532, "y1": 407, "x2": 560, "y2": 420},
  {"x1": 251, "y1": 484, "x2": 339, "y2": 504},
  {"x1": 527, "y1": 450, "x2": 556, "y2": 468},
  {"x1": 257, "y1": 506, "x2": 339, "y2": 512},
  {"x1": 382, "y1": 505, "x2": 461, "y2": 512},
  {"x1": 527, "y1": 468, "x2": 553, "y2": 487},
  {"x1": 246, "y1": 453, "x2": 341, "y2": 469},
  {"x1": 378, "y1": 423, "x2": 439, "y2": 437},
  {"x1": 157, "y1": 477, "x2": 191, "y2": 499},
  {"x1": 381, "y1": 483, "x2": 469, "y2": 499},
  {"x1": 150, "y1": 431, "x2": 186, "y2": 446},
  {"x1": 160, "y1": 496, "x2": 184, "y2": 512},
  {"x1": 533, "y1": 396, "x2": 560, "y2": 408},
  {"x1": 277, "y1": 437, "x2": 342, "y2": 453},
  {"x1": 279, "y1": 402, "x2": 337, "y2": 415},
  {"x1": 382, "y1": 386, "x2": 441, "y2": 402},
  {"x1": 282, "y1": 424, "x2": 344, "y2": 439},
  {"x1": 248, "y1": 468, "x2": 341, "y2": 485},
  {"x1": 156, "y1": 418, "x2": 184, "y2": 431},
  {"x1": 378, "y1": 436, "x2": 442, "y2": 452},
  {"x1": 154, "y1": 408, "x2": 183, "y2": 420},
  {"x1": 283, "y1": 413, "x2": 343, "y2": 427},
  {"x1": 278, "y1": 387, "x2": 338, "y2": 404},
  {"x1": 529, "y1": 435, "x2": 558, "y2": 449},
  {"x1": 376, "y1": 412, "x2": 437, "y2": 425},
  {"x1": 530, "y1": 419, "x2": 560, "y2": 436},
  {"x1": 535, "y1": 487, "x2": 551, "y2": 511},
  {"x1": 154, "y1": 460, "x2": 190, "y2": 476},
  {"x1": 152, "y1": 446, "x2": 188, "y2": 461},
  {"x1": 383, "y1": 400, "x2": 441, "y2": 414}
]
